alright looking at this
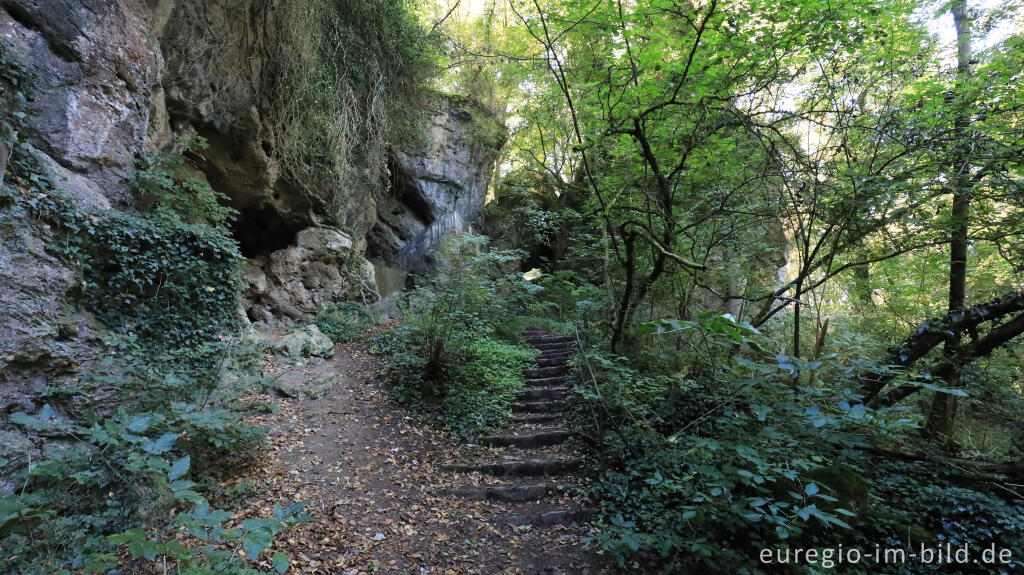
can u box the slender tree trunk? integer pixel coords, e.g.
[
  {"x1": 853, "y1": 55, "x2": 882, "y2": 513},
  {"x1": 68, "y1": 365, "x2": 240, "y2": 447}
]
[
  {"x1": 852, "y1": 264, "x2": 873, "y2": 306},
  {"x1": 927, "y1": 0, "x2": 972, "y2": 440},
  {"x1": 793, "y1": 277, "x2": 803, "y2": 359},
  {"x1": 611, "y1": 233, "x2": 637, "y2": 353}
]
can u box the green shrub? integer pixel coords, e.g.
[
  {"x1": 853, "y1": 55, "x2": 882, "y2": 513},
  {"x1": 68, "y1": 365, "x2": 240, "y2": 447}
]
[
  {"x1": 314, "y1": 301, "x2": 375, "y2": 343},
  {"x1": 133, "y1": 135, "x2": 236, "y2": 228},
  {"x1": 576, "y1": 317, "x2": 906, "y2": 572},
  {"x1": 379, "y1": 234, "x2": 539, "y2": 438},
  {"x1": 439, "y1": 338, "x2": 537, "y2": 439},
  {"x1": 573, "y1": 311, "x2": 1024, "y2": 573}
]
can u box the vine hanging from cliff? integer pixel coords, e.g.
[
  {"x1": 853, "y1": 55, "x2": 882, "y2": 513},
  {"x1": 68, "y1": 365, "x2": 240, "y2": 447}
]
[{"x1": 164, "y1": 0, "x2": 440, "y2": 221}]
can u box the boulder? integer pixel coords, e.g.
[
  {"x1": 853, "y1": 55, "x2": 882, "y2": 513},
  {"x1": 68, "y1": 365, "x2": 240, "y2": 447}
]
[
  {"x1": 241, "y1": 226, "x2": 378, "y2": 323},
  {"x1": 273, "y1": 325, "x2": 334, "y2": 359},
  {"x1": 265, "y1": 370, "x2": 335, "y2": 400}
]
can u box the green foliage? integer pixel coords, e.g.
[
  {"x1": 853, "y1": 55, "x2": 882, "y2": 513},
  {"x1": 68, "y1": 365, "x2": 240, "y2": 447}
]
[
  {"x1": 78, "y1": 211, "x2": 241, "y2": 348},
  {"x1": 381, "y1": 234, "x2": 538, "y2": 438},
  {"x1": 0, "y1": 394, "x2": 295, "y2": 575},
  {"x1": 133, "y1": 135, "x2": 236, "y2": 228},
  {"x1": 2, "y1": 115, "x2": 241, "y2": 353},
  {"x1": 394, "y1": 234, "x2": 529, "y2": 379},
  {"x1": 0, "y1": 41, "x2": 31, "y2": 145},
  {"x1": 576, "y1": 316, "x2": 1024, "y2": 573},
  {"x1": 437, "y1": 338, "x2": 537, "y2": 439},
  {"x1": 108, "y1": 499, "x2": 309, "y2": 575},
  {"x1": 314, "y1": 301, "x2": 375, "y2": 343}
]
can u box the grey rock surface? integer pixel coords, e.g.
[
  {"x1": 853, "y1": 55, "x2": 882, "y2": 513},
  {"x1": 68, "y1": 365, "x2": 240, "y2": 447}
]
[
  {"x1": 265, "y1": 370, "x2": 335, "y2": 400},
  {"x1": 241, "y1": 226, "x2": 377, "y2": 324},
  {"x1": 273, "y1": 325, "x2": 334, "y2": 359},
  {"x1": 368, "y1": 99, "x2": 506, "y2": 266},
  {"x1": 0, "y1": 201, "x2": 105, "y2": 414},
  {"x1": 0, "y1": 1, "x2": 163, "y2": 205}
]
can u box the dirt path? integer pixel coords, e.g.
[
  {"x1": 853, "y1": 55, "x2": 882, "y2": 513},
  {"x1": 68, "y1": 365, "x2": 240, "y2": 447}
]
[{"x1": 237, "y1": 335, "x2": 605, "y2": 574}]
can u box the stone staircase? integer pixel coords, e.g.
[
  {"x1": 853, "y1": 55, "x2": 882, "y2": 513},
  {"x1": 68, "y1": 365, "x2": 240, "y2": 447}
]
[{"x1": 441, "y1": 328, "x2": 586, "y2": 526}]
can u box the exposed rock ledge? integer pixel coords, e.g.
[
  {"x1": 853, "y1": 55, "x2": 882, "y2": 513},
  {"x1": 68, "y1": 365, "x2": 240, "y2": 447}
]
[{"x1": 240, "y1": 227, "x2": 377, "y2": 326}]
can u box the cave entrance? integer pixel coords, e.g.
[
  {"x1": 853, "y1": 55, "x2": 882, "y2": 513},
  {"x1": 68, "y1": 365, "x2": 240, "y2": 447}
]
[
  {"x1": 232, "y1": 206, "x2": 300, "y2": 258},
  {"x1": 522, "y1": 243, "x2": 556, "y2": 272}
]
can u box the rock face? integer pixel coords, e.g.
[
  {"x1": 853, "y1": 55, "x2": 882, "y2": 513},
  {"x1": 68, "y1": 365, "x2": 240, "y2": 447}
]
[
  {"x1": 0, "y1": 0, "x2": 503, "y2": 410},
  {"x1": 368, "y1": 100, "x2": 506, "y2": 267},
  {"x1": 273, "y1": 325, "x2": 334, "y2": 359},
  {"x1": 0, "y1": 200, "x2": 104, "y2": 414},
  {"x1": 1, "y1": 1, "x2": 504, "y2": 256},
  {"x1": 0, "y1": 0, "x2": 163, "y2": 206},
  {"x1": 240, "y1": 226, "x2": 377, "y2": 325}
]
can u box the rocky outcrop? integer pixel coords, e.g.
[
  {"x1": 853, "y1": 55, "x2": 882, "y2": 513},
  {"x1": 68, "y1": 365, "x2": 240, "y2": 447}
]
[
  {"x1": 240, "y1": 226, "x2": 377, "y2": 325},
  {"x1": 0, "y1": 199, "x2": 105, "y2": 414},
  {"x1": 2, "y1": 1, "x2": 504, "y2": 254},
  {"x1": 368, "y1": 99, "x2": 506, "y2": 267},
  {"x1": 0, "y1": 0, "x2": 503, "y2": 396},
  {"x1": 0, "y1": 0, "x2": 163, "y2": 206}
]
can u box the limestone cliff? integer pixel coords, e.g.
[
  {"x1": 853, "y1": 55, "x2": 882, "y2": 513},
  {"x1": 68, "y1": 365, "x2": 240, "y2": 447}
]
[{"x1": 0, "y1": 0, "x2": 504, "y2": 423}]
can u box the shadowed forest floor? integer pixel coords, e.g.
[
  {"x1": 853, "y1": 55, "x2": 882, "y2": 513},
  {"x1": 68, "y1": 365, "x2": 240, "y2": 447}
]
[{"x1": 233, "y1": 339, "x2": 604, "y2": 574}]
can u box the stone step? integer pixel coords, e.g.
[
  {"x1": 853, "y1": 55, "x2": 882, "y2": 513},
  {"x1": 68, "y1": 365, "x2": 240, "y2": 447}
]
[
  {"x1": 504, "y1": 507, "x2": 588, "y2": 527},
  {"x1": 479, "y1": 430, "x2": 573, "y2": 448},
  {"x1": 518, "y1": 386, "x2": 570, "y2": 400},
  {"x1": 514, "y1": 399, "x2": 564, "y2": 413},
  {"x1": 441, "y1": 458, "x2": 582, "y2": 477},
  {"x1": 533, "y1": 342, "x2": 577, "y2": 352},
  {"x1": 536, "y1": 356, "x2": 572, "y2": 368},
  {"x1": 525, "y1": 335, "x2": 575, "y2": 344},
  {"x1": 525, "y1": 366, "x2": 568, "y2": 378},
  {"x1": 537, "y1": 351, "x2": 574, "y2": 361},
  {"x1": 512, "y1": 413, "x2": 563, "y2": 424},
  {"x1": 447, "y1": 483, "x2": 580, "y2": 502},
  {"x1": 525, "y1": 376, "x2": 566, "y2": 387}
]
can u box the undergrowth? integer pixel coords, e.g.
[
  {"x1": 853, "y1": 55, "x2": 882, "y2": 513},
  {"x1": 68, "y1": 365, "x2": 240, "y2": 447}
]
[
  {"x1": 568, "y1": 310, "x2": 1024, "y2": 574},
  {"x1": 1, "y1": 43, "x2": 306, "y2": 574},
  {"x1": 314, "y1": 301, "x2": 376, "y2": 343},
  {"x1": 374, "y1": 234, "x2": 539, "y2": 439}
]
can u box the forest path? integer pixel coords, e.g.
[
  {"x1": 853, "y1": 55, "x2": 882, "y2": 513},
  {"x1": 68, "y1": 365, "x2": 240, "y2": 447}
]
[{"x1": 237, "y1": 332, "x2": 603, "y2": 574}]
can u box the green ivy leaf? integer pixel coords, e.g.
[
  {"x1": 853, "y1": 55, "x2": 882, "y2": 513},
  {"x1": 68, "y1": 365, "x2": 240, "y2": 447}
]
[
  {"x1": 273, "y1": 551, "x2": 290, "y2": 574},
  {"x1": 168, "y1": 455, "x2": 190, "y2": 481},
  {"x1": 142, "y1": 432, "x2": 178, "y2": 455},
  {"x1": 127, "y1": 414, "x2": 151, "y2": 433}
]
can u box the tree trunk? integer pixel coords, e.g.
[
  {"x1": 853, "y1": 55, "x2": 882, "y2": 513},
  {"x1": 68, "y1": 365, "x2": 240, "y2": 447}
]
[
  {"x1": 852, "y1": 264, "x2": 872, "y2": 306},
  {"x1": 926, "y1": 0, "x2": 972, "y2": 440},
  {"x1": 793, "y1": 277, "x2": 803, "y2": 359},
  {"x1": 611, "y1": 233, "x2": 637, "y2": 353}
]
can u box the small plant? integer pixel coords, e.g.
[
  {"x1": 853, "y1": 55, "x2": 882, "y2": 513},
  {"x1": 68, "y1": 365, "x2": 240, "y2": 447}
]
[
  {"x1": 314, "y1": 301, "x2": 375, "y2": 343},
  {"x1": 133, "y1": 135, "x2": 237, "y2": 228}
]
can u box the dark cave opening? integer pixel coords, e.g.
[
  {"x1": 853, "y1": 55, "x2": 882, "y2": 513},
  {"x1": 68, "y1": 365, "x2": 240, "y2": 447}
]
[
  {"x1": 522, "y1": 243, "x2": 556, "y2": 272},
  {"x1": 232, "y1": 206, "x2": 300, "y2": 258}
]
